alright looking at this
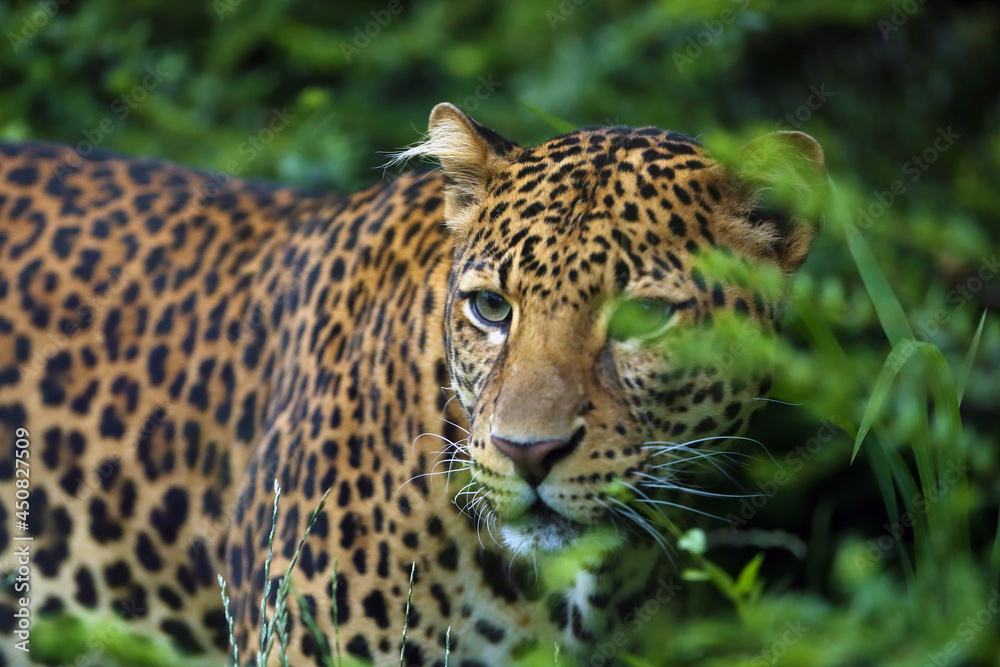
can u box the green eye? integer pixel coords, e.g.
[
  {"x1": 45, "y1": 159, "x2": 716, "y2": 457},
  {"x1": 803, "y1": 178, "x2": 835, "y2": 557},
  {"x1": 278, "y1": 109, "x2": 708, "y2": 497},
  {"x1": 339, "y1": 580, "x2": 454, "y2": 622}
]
[
  {"x1": 608, "y1": 299, "x2": 675, "y2": 340},
  {"x1": 471, "y1": 291, "x2": 512, "y2": 326}
]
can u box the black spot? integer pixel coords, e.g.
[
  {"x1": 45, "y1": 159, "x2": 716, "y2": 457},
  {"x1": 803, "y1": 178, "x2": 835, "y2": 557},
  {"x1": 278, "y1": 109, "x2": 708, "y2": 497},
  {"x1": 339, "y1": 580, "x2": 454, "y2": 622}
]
[
  {"x1": 120, "y1": 479, "x2": 137, "y2": 518},
  {"x1": 345, "y1": 635, "x2": 372, "y2": 661},
  {"x1": 39, "y1": 597, "x2": 64, "y2": 615},
  {"x1": 7, "y1": 166, "x2": 39, "y2": 185},
  {"x1": 72, "y1": 248, "x2": 102, "y2": 282},
  {"x1": 74, "y1": 567, "x2": 98, "y2": 608},
  {"x1": 235, "y1": 391, "x2": 257, "y2": 442},
  {"x1": 475, "y1": 549, "x2": 520, "y2": 602},
  {"x1": 99, "y1": 405, "x2": 126, "y2": 438},
  {"x1": 147, "y1": 344, "x2": 169, "y2": 386},
  {"x1": 158, "y1": 586, "x2": 184, "y2": 610},
  {"x1": 51, "y1": 227, "x2": 81, "y2": 259},
  {"x1": 475, "y1": 619, "x2": 506, "y2": 643},
  {"x1": 160, "y1": 619, "x2": 203, "y2": 653},
  {"x1": 14, "y1": 336, "x2": 31, "y2": 362},
  {"x1": 104, "y1": 561, "x2": 132, "y2": 587},
  {"x1": 693, "y1": 417, "x2": 717, "y2": 434},
  {"x1": 59, "y1": 467, "x2": 83, "y2": 496},
  {"x1": 136, "y1": 531, "x2": 164, "y2": 571},
  {"x1": 437, "y1": 540, "x2": 459, "y2": 571},
  {"x1": 691, "y1": 266, "x2": 707, "y2": 290},
  {"x1": 89, "y1": 497, "x2": 124, "y2": 542},
  {"x1": 668, "y1": 213, "x2": 687, "y2": 237},
  {"x1": 150, "y1": 487, "x2": 189, "y2": 544},
  {"x1": 622, "y1": 202, "x2": 638, "y2": 221}
]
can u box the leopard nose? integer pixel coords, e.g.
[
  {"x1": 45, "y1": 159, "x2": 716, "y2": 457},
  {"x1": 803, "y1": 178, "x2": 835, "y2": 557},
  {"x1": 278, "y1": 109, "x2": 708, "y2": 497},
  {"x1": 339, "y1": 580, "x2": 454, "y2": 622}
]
[{"x1": 491, "y1": 432, "x2": 581, "y2": 487}]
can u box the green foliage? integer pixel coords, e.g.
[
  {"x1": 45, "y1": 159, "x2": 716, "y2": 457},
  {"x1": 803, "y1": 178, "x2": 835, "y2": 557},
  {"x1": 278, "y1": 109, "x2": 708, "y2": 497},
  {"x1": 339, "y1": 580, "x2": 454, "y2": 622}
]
[{"x1": 4, "y1": 0, "x2": 998, "y2": 665}]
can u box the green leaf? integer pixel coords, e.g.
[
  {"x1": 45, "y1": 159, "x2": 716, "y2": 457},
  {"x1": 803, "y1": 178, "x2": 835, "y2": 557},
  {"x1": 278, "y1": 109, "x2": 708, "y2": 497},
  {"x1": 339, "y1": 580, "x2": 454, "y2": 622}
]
[
  {"x1": 852, "y1": 339, "x2": 922, "y2": 462},
  {"x1": 521, "y1": 103, "x2": 578, "y2": 134},
  {"x1": 852, "y1": 336, "x2": 970, "y2": 568},
  {"x1": 845, "y1": 230, "x2": 913, "y2": 346},
  {"x1": 734, "y1": 553, "x2": 765, "y2": 598},
  {"x1": 956, "y1": 310, "x2": 987, "y2": 404},
  {"x1": 678, "y1": 528, "x2": 707, "y2": 554}
]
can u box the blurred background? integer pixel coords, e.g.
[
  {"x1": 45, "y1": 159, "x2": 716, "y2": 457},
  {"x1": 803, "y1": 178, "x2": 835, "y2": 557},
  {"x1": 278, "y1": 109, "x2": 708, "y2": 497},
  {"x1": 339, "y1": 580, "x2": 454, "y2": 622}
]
[{"x1": 1, "y1": 0, "x2": 998, "y2": 665}]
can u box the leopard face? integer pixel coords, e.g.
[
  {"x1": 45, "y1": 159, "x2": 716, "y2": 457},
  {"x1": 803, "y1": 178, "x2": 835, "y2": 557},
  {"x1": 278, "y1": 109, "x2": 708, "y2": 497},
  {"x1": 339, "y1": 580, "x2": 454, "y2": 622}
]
[{"x1": 407, "y1": 104, "x2": 824, "y2": 555}]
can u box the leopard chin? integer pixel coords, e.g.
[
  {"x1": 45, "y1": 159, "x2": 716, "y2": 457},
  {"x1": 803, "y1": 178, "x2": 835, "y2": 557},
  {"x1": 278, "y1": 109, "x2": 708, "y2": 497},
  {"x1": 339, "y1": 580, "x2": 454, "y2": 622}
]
[
  {"x1": 500, "y1": 503, "x2": 585, "y2": 554},
  {"x1": 499, "y1": 499, "x2": 624, "y2": 556}
]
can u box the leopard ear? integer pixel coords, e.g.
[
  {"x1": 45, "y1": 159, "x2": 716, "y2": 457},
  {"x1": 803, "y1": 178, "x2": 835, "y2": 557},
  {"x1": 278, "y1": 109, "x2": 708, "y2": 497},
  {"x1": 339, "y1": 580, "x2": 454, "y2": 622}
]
[
  {"x1": 397, "y1": 103, "x2": 521, "y2": 237},
  {"x1": 729, "y1": 131, "x2": 827, "y2": 272}
]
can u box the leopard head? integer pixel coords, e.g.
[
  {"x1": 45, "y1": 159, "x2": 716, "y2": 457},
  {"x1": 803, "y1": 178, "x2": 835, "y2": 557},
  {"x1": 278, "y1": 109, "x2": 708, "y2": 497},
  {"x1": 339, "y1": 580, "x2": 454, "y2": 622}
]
[{"x1": 407, "y1": 103, "x2": 825, "y2": 555}]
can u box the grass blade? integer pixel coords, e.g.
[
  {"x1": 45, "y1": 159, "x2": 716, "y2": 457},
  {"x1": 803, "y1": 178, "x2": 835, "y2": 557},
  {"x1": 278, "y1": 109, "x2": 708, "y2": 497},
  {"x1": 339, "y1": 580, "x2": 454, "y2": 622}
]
[
  {"x1": 291, "y1": 579, "x2": 334, "y2": 667},
  {"x1": 852, "y1": 335, "x2": 971, "y2": 575},
  {"x1": 993, "y1": 512, "x2": 1000, "y2": 589},
  {"x1": 521, "y1": 103, "x2": 578, "y2": 134},
  {"x1": 852, "y1": 339, "x2": 922, "y2": 462},
  {"x1": 259, "y1": 479, "x2": 281, "y2": 665},
  {"x1": 265, "y1": 486, "x2": 334, "y2": 662},
  {"x1": 956, "y1": 309, "x2": 987, "y2": 404},
  {"x1": 399, "y1": 562, "x2": 416, "y2": 666},
  {"x1": 217, "y1": 574, "x2": 240, "y2": 666},
  {"x1": 845, "y1": 230, "x2": 913, "y2": 346},
  {"x1": 331, "y1": 559, "x2": 341, "y2": 667}
]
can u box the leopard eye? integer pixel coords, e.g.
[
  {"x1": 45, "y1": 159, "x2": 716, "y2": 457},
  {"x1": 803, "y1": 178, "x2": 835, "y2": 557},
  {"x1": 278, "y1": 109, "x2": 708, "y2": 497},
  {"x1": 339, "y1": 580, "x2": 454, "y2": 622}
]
[
  {"x1": 608, "y1": 298, "x2": 675, "y2": 340},
  {"x1": 470, "y1": 291, "x2": 512, "y2": 327}
]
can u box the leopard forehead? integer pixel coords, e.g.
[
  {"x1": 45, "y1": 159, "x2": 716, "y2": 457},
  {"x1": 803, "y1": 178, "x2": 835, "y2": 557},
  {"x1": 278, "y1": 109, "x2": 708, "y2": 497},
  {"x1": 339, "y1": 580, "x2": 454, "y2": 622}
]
[{"x1": 450, "y1": 127, "x2": 740, "y2": 312}]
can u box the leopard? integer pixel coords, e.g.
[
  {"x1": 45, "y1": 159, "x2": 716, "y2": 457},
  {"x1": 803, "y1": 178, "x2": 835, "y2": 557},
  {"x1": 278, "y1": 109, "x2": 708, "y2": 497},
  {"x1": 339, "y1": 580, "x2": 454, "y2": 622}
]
[{"x1": 0, "y1": 102, "x2": 824, "y2": 666}]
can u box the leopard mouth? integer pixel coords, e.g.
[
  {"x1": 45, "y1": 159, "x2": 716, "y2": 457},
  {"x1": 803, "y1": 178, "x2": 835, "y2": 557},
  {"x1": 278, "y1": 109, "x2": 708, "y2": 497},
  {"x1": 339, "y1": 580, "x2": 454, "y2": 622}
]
[
  {"x1": 526, "y1": 498, "x2": 574, "y2": 524},
  {"x1": 498, "y1": 496, "x2": 589, "y2": 555}
]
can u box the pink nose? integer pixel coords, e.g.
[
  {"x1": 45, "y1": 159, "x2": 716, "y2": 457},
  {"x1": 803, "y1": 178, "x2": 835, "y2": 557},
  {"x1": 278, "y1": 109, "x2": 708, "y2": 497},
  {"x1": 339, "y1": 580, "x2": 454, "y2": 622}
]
[{"x1": 491, "y1": 435, "x2": 578, "y2": 487}]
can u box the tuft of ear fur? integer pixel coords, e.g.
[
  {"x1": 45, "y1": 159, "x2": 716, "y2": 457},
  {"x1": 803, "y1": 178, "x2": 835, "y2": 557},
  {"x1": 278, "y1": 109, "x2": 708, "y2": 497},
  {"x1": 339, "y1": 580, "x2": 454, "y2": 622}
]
[
  {"x1": 720, "y1": 131, "x2": 827, "y2": 273},
  {"x1": 391, "y1": 103, "x2": 521, "y2": 237}
]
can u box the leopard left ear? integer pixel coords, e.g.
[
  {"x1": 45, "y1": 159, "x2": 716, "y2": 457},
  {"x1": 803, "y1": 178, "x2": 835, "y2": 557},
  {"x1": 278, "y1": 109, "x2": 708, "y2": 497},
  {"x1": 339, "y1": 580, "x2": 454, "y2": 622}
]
[
  {"x1": 397, "y1": 103, "x2": 521, "y2": 237},
  {"x1": 729, "y1": 131, "x2": 828, "y2": 272}
]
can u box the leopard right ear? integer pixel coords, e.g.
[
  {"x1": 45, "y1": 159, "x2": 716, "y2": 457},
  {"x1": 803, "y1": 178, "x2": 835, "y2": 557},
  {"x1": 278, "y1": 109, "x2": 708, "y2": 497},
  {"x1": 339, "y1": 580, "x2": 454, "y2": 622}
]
[
  {"x1": 395, "y1": 103, "x2": 521, "y2": 237},
  {"x1": 722, "y1": 131, "x2": 828, "y2": 273}
]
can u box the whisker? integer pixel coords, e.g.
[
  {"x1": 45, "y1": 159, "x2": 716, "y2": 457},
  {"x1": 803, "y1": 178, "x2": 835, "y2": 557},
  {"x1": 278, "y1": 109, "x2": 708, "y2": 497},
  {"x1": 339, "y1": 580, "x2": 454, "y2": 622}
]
[
  {"x1": 438, "y1": 416, "x2": 470, "y2": 435},
  {"x1": 634, "y1": 472, "x2": 759, "y2": 499},
  {"x1": 632, "y1": 497, "x2": 728, "y2": 522},
  {"x1": 752, "y1": 396, "x2": 808, "y2": 406},
  {"x1": 395, "y1": 466, "x2": 471, "y2": 494},
  {"x1": 606, "y1": 497, "x2": 672, "y2": 558},
  {"x1": 411, "y1": 431, "x2": 468, "y2": 453}
]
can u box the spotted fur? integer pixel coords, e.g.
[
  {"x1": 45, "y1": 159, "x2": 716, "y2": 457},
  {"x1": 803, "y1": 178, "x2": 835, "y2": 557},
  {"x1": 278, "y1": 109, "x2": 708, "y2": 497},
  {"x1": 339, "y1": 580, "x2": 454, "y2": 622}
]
[{"x1": 0, "y1": 104, "x2": 823, "y2": 666}]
